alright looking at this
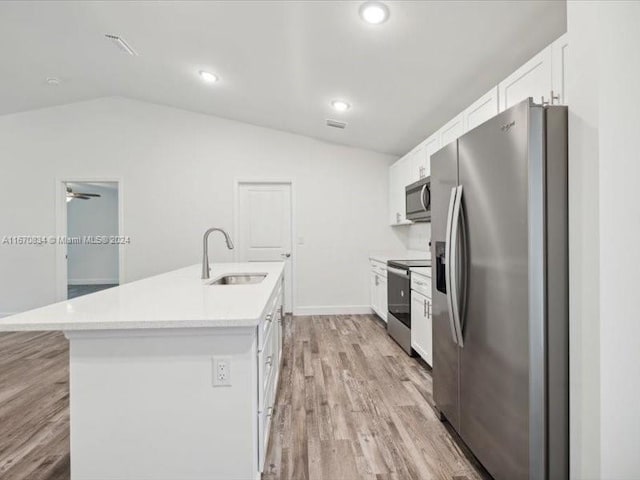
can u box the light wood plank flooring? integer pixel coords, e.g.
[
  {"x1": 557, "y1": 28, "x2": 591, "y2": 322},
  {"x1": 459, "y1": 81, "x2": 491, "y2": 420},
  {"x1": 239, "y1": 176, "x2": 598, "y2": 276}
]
[
  {"x1": 0, "y1": 331, "x2": 69, "y2": 480},
  {"x1": 0, "y1": 315, "x2": 488, "y2": 480},
  {"x1": 263, "y1": 314, "x2": 488, "y2": 480}
]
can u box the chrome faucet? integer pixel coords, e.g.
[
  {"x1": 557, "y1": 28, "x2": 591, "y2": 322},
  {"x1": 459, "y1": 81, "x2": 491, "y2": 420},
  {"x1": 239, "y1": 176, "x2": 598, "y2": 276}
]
[{"x1": 202, "y1": 228, "x2": 235, "y2": 280}]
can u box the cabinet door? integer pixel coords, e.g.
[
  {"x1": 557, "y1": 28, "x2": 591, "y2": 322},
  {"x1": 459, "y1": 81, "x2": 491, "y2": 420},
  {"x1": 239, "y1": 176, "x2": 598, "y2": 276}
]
[
  {"x1": 440, "y1": 113, "x2": 465, "y2": 148},
  {"x1": 411, "y1": 291, "x2": 432, "y2": 366},
  {"x1": 370, "y1": 270, "x2": 379, "y2": 314},
  {"x1": 422, "y1": 133, "x2": 440, "y2": 178},
  {"x1": 389, "y1": 156, "x2": 412, "y2": 225},
  {"x1": 408, "y1": 146, "x2": 424, "y2": 183},
  {"x1": 464, "y1": 86, "x2": 499, "y2": 132},
  {"x1": 425, "y1": 296, "x2": 432, "y2": 365},
  {"x1": 389, "y1": 161, "x2": 400, "y2": 225},
  {"x1": 551, "y1": 33, "x2": 569, "y2": 105},
  {"x1": 499, "y1": 46, "x2": 552, "y2": 111},
  {"x1": 378, "y1": 275, "x2": 388, "y2": 322}
]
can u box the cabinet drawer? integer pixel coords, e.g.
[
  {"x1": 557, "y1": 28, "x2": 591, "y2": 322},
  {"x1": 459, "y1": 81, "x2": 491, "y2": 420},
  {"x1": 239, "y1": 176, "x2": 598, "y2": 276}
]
[
  {"x1": 258, "y1": 322, "x2": 275, "y2": 409},
  {"x1": 257, "y1": 400, "x2": 275, "y2": 472},
  {"x1": 258, "y1": 291, "x2": 280, "y2": 351},
  {"x1": 411, "y1": 274, "x2": 431, "y2": 298},
  {"x1": 258, "y1": 312, "x2": 274, "y2": 352},
  {"x1": 370, "y1": 260, "x2": 387, "y2": 277}
]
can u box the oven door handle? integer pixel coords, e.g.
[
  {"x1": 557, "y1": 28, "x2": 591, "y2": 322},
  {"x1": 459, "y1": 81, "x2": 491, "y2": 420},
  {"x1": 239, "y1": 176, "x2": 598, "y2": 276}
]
[
  {"x1": 387, "y1": 266, "x2": 410, "y2": 277},
  {"x1": 444, "y1": 186, "x2": 459, "y2": 346}
]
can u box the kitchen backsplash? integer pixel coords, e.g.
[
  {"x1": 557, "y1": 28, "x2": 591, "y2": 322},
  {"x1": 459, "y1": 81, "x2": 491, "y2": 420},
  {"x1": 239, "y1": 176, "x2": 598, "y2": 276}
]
[
  {"x1": 393, "y1": 223, "x2": 431, "y2": 255},
  {"x1": 407, "y1": 223, "x2": 431, "y2": 252}
]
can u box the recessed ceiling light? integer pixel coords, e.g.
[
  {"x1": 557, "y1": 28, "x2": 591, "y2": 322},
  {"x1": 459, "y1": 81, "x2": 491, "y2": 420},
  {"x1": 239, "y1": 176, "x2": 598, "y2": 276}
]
[
  {"x1": 199, "y1": 70, "x2": 219, "y2": 84},
  {"x1": 331, "y1": 100, "x2": 351, "y2": 112},
  {"x1": 359, "y1": 1, "x2": 390, "y2": 25},
  {"x1": 46, "y1": 77, "x2": 60, "y2": 86}
]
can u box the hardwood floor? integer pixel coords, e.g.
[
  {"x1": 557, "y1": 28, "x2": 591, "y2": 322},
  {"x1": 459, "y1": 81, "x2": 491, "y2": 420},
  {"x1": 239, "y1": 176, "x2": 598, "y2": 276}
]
[
  {"x1": 0, "y1": 331, "x2": 69, "y2": 480},
  {"x1": 0, "y1": 315, "x2": 488, "y2": 480},
  {"x1": 263, "y1": 315, "x2": 488, "y2": 480}
]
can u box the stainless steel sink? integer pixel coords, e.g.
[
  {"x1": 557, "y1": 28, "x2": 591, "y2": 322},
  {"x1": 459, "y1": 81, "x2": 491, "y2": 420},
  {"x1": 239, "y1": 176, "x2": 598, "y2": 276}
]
[{"x1": 208, "y1": 274, "x2": 267, "y2": 285}]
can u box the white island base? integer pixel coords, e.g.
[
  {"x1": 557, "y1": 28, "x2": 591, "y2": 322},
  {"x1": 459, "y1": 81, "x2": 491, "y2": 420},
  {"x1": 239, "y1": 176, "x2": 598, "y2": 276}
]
[{"x1": 0, "y1": 263, "x2": 285, "y2": 480}]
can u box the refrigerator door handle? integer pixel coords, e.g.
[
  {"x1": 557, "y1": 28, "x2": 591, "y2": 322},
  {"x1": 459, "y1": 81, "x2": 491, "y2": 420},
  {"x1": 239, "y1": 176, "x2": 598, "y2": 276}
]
[
  {"x1": 450, "y1": 185, "x2": 465, "y2": 347},
  {"x1": 444, "y1": 186, "x2": 459, "y2": 346}
]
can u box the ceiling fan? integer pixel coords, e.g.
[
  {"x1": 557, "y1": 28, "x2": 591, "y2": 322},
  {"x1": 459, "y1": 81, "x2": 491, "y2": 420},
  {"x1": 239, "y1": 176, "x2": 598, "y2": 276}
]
[{"x1": 66, "y1": 186, "x2": 101, "y2": 202}]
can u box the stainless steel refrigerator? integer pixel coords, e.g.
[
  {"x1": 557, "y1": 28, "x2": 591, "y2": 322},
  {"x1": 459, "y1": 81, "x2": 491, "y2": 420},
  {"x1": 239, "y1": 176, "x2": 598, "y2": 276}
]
[{"x1": 430, "y1": 99, "x2": 568, "y2": 480}]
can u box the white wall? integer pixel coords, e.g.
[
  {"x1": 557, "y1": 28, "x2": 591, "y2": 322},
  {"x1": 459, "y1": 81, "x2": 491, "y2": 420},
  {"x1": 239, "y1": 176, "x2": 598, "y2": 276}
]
[
  {"x1": 596, "y1": 3, "x2": 640, "y2": 478},
  {"x1": 567, "y1": 1, "x2": 601, "y2": 477},
  {"x1": 67, "y1": 183, "x2": 119, "y2": 285},
  {"x1": 0, "y1": 97, "x2": 404, "y2": 315},
  {"x1": 568, "y1": 2, "x2": 640, "y2": 478}
]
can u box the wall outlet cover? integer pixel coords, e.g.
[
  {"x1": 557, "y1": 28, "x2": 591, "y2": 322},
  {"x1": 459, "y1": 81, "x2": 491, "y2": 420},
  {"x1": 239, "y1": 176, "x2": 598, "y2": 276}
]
[{"x1": 212, "y1": 356, "x2": 232, "y2": 387}]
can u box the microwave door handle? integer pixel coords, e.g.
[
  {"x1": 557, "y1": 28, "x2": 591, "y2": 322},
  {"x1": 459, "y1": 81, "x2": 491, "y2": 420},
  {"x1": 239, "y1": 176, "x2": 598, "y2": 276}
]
[
  {"x1": 420, "y1": 184, "x2": 427, "y2": 211},
  {"x1": 444, "y1": 186, "x2": 459, "y2": 346}
]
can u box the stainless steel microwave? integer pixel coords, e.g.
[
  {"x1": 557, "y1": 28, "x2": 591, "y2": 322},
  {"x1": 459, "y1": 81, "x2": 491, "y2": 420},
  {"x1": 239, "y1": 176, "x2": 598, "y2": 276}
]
[{"x1": 405, "y1": 177, "x2": 431, "y2": 222}]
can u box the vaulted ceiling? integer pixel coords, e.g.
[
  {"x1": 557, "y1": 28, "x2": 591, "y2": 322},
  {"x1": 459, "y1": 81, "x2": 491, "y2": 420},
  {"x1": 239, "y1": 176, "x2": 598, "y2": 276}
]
[{"x1": 0, "y1": 1, "x2": 566, "y2": 154}]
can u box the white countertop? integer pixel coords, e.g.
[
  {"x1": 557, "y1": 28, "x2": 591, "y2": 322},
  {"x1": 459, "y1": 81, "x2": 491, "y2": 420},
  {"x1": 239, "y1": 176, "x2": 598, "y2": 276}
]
[
  {"x1": 410, "y1": 267, "x2": 432, "y2": 277},
  {"x1": 0, "y1": 262, "x2": 284, "y2": 332},
  {"x1": 369, "y1": 249, "x2": 430, "y2": 264}
]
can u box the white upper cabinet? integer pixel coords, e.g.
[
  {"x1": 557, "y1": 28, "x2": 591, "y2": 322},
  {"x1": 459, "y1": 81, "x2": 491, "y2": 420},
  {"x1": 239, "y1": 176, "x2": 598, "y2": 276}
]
[
  {"x1": 389, "y1": 155, "x2": 412, "y2": 226},
  {"x1": 408, "y1": 132, "x2": 440, "y2": 184},
  {"x1": 421, "y1": 133, "x2": 440, "y2": 178},
  {"x1": 499, "y1": 46, "x2": 553, "y2": 111},
  {"x1": 440, "y1": 113, "x2": 465, "y2": 148},
  {"x1": 551, "y1": 33, "x2": 569, "y2": 105},
  {"x1": 388, "y1": 34, "x2": 568, "y2": 227},
  {"x1": 406, "y1": 146, "x2": 424, "y2": 184},
  {"x1": 464, "y1": 86, "x2": 499, "y2": 132}
]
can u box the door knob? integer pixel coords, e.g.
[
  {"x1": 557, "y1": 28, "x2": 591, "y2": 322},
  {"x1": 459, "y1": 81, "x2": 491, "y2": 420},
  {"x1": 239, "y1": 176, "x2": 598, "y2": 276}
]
[{"x1": 280, "y1": 253, "x2": 291, "y2": 258}]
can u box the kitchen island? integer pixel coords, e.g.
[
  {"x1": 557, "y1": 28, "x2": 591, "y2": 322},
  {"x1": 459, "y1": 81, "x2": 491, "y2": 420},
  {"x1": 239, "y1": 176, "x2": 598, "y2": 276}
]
[{"x1": 0, "y1": 262, "x2": 285, "y2": 480}]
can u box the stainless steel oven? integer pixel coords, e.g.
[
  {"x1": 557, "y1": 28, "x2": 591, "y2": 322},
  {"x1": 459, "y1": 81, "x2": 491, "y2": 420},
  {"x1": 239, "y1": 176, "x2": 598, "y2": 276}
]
[
  {"x1": 387, "y1": 259, "x2": 429, "y2": 355},
  {"x1": 405, "y1": 177, "x2": 431, "y2": 222}
]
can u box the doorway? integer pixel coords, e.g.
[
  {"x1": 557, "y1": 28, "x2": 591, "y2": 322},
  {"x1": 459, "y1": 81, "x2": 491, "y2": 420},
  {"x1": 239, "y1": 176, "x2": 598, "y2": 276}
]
[
  {"x1": 56, "y1": 180, "x2": 123, "y2": 300},
  {"x1": 235, "y1": 181, "x2": 294, "y2": 313}
]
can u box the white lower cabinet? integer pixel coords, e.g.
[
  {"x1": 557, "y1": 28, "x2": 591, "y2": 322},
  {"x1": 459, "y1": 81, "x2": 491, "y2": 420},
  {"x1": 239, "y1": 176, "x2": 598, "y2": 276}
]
[
  {"x1": 411, "y1": 288, "x2": 432, "y2": 366},
  {"x1": 370, "y1": 261, "x2": 388, "y2": 322},
  {"x1": 378, "y1": 275, "x2": 387, "y2": 321},
  {"x1": 257, "y1": 282, "x2": 284, "y2": 472}
]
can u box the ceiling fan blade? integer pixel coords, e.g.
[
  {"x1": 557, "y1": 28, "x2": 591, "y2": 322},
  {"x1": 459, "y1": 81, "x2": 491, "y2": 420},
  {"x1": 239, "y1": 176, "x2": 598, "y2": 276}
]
[
  {"x1": 73, "y1": 195, "x2": 92, "y2": 200},
  {"x1": 76, "y1": 192, "x2": 101, "y2": 197}
]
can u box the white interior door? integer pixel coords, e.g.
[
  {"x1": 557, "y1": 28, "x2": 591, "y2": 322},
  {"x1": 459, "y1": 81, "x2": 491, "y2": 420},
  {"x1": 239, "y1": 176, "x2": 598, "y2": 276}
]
[{"x1": 237, "y1": 182, "x2": 293, "y2": 312}]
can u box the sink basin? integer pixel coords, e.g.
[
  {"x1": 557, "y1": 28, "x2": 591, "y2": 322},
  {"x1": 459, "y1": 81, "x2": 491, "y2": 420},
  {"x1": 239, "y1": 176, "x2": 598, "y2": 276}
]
[{"x1": 209, "y1": 274, "x2": 267, "y2": 285}]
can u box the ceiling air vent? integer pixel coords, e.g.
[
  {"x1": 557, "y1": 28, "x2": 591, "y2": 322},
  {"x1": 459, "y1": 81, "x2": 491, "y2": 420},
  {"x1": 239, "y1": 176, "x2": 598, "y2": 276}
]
[
  {"x1": 326, "y1": 119, "x2": 347, "y2": 129},
  {"x1": 105, "y1": 34, "x2": 138, "y2": 56}
]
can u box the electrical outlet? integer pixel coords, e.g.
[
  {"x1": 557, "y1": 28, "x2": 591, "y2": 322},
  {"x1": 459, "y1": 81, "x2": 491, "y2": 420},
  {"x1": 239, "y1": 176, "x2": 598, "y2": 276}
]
[{"x1": 212, "y1": 357, "x2": 232, "y2": 387}]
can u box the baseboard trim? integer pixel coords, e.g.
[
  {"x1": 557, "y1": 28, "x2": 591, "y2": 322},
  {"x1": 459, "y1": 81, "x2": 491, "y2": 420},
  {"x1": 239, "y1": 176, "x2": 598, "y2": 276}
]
[
  {"x1": 293, "y1": 305, "x2": 373, "y2": 316},
  {"x1": 68, "y1": 278, "x2": 119, "y2": 286}
]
